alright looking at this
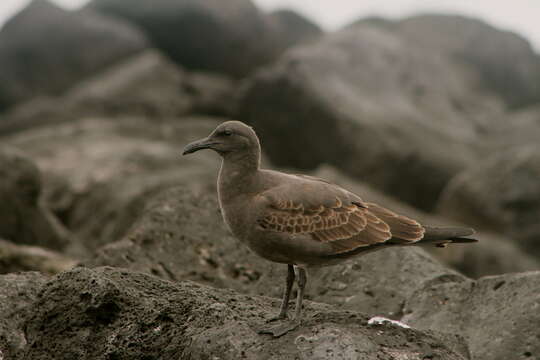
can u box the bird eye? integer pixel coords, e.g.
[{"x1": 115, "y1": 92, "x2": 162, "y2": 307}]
[{"x1": 221, "y1": 130, "x2": 232, "y2": 136}]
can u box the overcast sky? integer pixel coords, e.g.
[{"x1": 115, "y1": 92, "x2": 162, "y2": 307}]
[{"x1": 1, "y1": 0, "x2": 539, "y2": 52}]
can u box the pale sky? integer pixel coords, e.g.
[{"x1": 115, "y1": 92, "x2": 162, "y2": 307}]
[{"x1": 1, "y1": 0, "x2": 539, "y2": 52}]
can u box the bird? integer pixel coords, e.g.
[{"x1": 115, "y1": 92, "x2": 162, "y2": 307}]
[{"x1": 182, "y1": 120, "x2": 477, "y2": 337}]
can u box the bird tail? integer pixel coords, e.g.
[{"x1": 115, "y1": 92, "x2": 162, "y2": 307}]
[{"x1": 416, "y1": 226, "x2": 477, "y2": 248}]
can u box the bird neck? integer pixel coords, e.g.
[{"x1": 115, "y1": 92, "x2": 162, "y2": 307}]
[{"x1": 218, "y1": 148, "x2": 261, "y2": 201}]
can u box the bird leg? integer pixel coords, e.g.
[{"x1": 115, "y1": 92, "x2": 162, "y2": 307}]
[
  {"x1": 258, "y1": 266, "x2": 307, "y2": 337},
  {"x1": 266, "y1": 264, "x2": 295, "y2": 322},
  {"x1": 294, "y1": 267, "x2": 307, "y2": 322}
]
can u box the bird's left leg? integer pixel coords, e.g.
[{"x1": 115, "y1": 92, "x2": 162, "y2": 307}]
[
  {"x1": 266, "y1": 264, "x2": 295, "y2": 322},
  {"x1": 258, "y1": 266, "x2": 306, "y2": 337}
]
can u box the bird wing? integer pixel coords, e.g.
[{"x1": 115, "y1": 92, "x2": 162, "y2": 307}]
[{"x1": 256, "y1": 178, "x2": 423, "y2": 254}]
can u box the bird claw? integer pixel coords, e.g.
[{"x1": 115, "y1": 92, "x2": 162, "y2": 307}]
[{"x1": 258, "y1": 319, "x2": 300, "y2": 337}]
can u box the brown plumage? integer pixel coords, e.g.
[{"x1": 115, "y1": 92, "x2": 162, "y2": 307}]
[{"x1": 183, "y1": 120, "x2": 477, "y2": 337}]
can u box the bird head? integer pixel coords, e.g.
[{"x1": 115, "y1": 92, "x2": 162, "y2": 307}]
[{"x1": 182, "y1": 121, "x2": 259, "y2": 156}]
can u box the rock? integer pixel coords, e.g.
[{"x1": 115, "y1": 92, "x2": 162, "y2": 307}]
[
  {"x1": 87, "y1": 0, "x2": 280, "y2": 78},
  {"x1": 0, "y1": 146, "x2": 70, "y2": 250},
  {"x1": 0, "y1": 271, "x2": 47, "y2": 358},
  {"x1": 19, "y1": 266, "x2": 470, "y2": 359},
  {"x1": 403, "y1": 271, "x2": 540, "y2": 360},
  {"x1": 0, "y1": 50, "x2": 236, "y2": 135},
  {"x1": 86, "y1": 184, "x2": 468, "y2": 320},
  {"x1": 4, "y1": 116, "x2": 222, "y2": 252},
  {"x1": 237, "y1": 24, "x2": 504, "y2": 210},
  {"x1": 437, "y1": 145, "x2": 540, "y2": 258},
  {"x1": 394, "y1": 15, "x2": 540, "y2": 108},
  {"x1": 0, "y1": 0, "x2": 148, "y2": 111},
  {"x1": 268, "y1": 9, "x2": 323, "y2": 50},
  {"x1": 0, "y1": 238, "x2": 76, "y2": 274}
]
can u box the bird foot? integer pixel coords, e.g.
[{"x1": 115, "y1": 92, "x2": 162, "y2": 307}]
[
  {"x1": 257, "y1": 319, "x2": 300, "y2": 337},
  {"x1": 265, "y1": 313, "x2": 289, "y2": 323}
]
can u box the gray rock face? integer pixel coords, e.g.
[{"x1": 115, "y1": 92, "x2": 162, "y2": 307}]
[
  {"x1": 238, "y1": 24, "x2": 504, "y2": 210},
  {"x1": 403, "y1": 271, "x2": 540, "y2": 360},
  {"x1": 395, "y1": 15, "x2": 540, "y2": 108},
  {"x1": 438, "y1": 145, "x2": 540, "y2": 258},
  {"x1": 0, "y1": 0, "x2": 148, "y2": 111},
  {"x1": 19, "y1": 266, "x2": 470, "y2": 360},
  {"x1": 0, "y1": 147, "x2": 70, "y2": 250},
  {"x1": 5, "y1": 117, "x2": 222, "y2": 252},
  {"x1": 0, "y1": 271, "x2": 47, "y2": 357},
  {"x1": 268, "y1": 9, "x2": 323, "y2": 50},
  {"x1": 87, "y1": 0, "x2": 280, "y2": 78},
  {"x1": 0, "y1": 50, "x2": 236, "y2": 135}
]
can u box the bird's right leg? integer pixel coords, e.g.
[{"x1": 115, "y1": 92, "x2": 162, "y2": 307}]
[
  {"x1": 259, "y1": 265, "x2": 305, "y2": 337},
  {"x1": 267, "y1": 264, "x2": 295, "y2": 321}
]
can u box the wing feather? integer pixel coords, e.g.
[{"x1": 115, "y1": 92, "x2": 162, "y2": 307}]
[{"x1": 256, "y1": 179, "x2": 425, "y2": 255}]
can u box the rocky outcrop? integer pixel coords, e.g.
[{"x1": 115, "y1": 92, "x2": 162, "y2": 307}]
[
  {"x1": 268, "y1": 9, "x2": 323, "y2": 50},
  {"x1": 17, "y1": 266, "x2": 470, "y2": 360},
  {"x1": 403, "y1": 271, "x2": 540, "y2": 360},
  {"x1": 0, "y1": 50, "x2": 236, "y2": 135},
  {"x1": 238, "y1": 23, "x2": 504, "y2": 211},
  {"x1": 437, "y1": 145, "x2": 540, "y2": 258},
  {"x1": 0, "y1": 0, "x2": 148, "y2": 111},
  {"x1": 5, "y1": 116, "x2": 222, "y2": 251},
  {"x1": 0, "y1": 271, "x2": 48, "y2": 357},
  {"x1": 0, "y1": 146, "x2": 70, "y2": 250},
  {"x1": 395, "y1": 15, "x2": 540, "y2": 108},
  {"x1": 87, "y1": 0, "x2": 281, "y2": 78}
]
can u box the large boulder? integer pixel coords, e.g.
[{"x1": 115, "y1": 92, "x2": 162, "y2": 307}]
[
  {"x1": 4, "y1": 116, "x2": 222, "y2": 252},
  {"x1": 0, "y1": 50, "x2": 236, "y2": 135},
  {"x1": 238, "y1": 24, "x2": 504, "y2": 210},
  {"x1": 0, "y1": 146, "x2": 70, "y2": 250},
  {"x1": 268, "y1": 9, "x2": 323, "y2": 50},
  {"x1": 87, "y1": 0, "x2": 281, "y2": 78},
  {"x1": 437, "y1": 145, "x2": 540, "y2": 258},
  {"x1": 18, "y1": 266, "x2": 470, "y2": 359},
  {"x1": 403, "y1": 271, "x2": 540, "y2": 360},
  {"x1": 393, "y1": 15, "x2": 540, "y2": 108},
  {"x1": 0, "y1": 271, "x2": 47, "y2": 357},
  {"x1": 0, "y1": 0, "x2": 148, "y2": 112}
]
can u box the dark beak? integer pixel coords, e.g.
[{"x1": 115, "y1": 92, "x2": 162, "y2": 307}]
[{"x1": 182, "y1": 137, "x2": 218, "y2": 155}]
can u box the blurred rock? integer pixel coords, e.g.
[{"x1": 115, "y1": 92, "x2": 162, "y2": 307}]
[
  {"x1": 394, "y1": 15, "x2": 540, "y2": 108},
  {"x1": 0, "y1": 0, "x2": 148, "y2": 112},
  {"x1": 483, "y1": 104, "x2": 540, "y2": 150},
  {"x1": 403, "y1": 271, "x2": 540, "y2": 360},
  {"x1": 0, "y1": 146, "x2": 70, "y2": 250},
  {"x1": 0, "y1": 271, "x2": 47, "y2": 357},
  {"x1": 438, "y1": 145, "x2": 540, "y2": 258},
  {"x1": 19, "y1": 266, "x2": 470, "y2": 359},
  {"x1": 5, "y1": 116, "x2": 222, "y2": 252},
  {"x1": 0, "y1": 50, "x2": 236, "y2": 135},
  {"x1": 238, "y1": 24, "x2": 504, "y2": 211},
  {"x1": 87, "y1": 0, "x2": 281, "y2": 78},
  {"x1": 0, "y1": 238, "x2": 76, "y2": 274},
  {"x1": 268, "y1": 9, "x2": 323, "y2": 50}
]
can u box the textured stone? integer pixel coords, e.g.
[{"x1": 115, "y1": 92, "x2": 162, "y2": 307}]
[
  {"x1": 19, "y1": 266, "x2": 469, "y2": 359},
  {"x1": 403, "y1": 271, "x2": 540, "y2": 360}
]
